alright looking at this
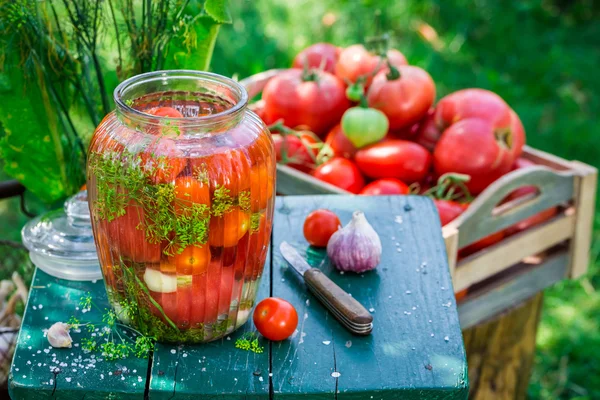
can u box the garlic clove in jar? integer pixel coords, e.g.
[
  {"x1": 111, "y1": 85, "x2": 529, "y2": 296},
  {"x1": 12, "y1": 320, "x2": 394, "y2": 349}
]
[
  {"x1": 47, "y1": 322, "x2": 73, "y2": 348},
  {"x1": 326, "y1": 211, "x2": 382, "y2": 273}
]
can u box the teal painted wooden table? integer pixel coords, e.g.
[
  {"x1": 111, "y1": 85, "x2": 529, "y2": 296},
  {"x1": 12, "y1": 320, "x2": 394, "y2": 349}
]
[{"x1": 9, "y1": 195, "x2": 468, "y2": 399}]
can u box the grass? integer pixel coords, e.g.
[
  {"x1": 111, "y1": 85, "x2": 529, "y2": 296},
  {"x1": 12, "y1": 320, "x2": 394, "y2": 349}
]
[{"x1": 1, "y1": 0, "x2": 598, "y2": 398}]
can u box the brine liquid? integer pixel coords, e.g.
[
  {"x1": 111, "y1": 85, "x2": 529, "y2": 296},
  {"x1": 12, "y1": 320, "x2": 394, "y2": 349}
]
[{"x1": 87, "y1": 93, "x2": 275, "y2": 343}]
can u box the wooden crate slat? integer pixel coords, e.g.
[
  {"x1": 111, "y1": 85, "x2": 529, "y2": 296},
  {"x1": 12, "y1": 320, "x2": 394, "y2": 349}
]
[
  {"x1": 454, "y1": 212, "x2": 575, "y2": 291},
  {"x1": 447, "y1": 166, "x2": 575, "y2": 248},
  {"x1": 458, "y1": 250, "x2": 569, "y2": 329},
  {"x1": 567, "y1": 161, "x2": 598, "y2": 278},
  {"x1": 276, "y1": 164, "x2": 348, "y2": 195}
]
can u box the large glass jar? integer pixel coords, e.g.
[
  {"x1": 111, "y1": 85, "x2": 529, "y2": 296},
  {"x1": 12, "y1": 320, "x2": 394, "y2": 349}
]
[{"x1": 86, "y1": 71, "x2": 275, "y2": 343}]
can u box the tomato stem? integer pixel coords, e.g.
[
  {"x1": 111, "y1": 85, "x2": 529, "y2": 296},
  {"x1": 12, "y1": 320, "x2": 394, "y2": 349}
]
[
  {"x1": 424, "y1": 173, "x2": 473, "y2": 202},
  {"x1": 386, "y1": 60, "x2": 401, "y2": 81}
]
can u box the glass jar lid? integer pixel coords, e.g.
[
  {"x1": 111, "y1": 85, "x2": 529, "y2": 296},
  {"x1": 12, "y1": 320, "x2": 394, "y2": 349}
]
[{"x1": 21, "y1": 190, "x2": 102, "y2": 281}]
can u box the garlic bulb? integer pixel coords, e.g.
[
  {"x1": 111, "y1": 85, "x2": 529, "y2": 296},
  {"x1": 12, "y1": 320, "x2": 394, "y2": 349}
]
[
  {"x1": 47, "y1": 322, "x2": 73, "y2": 348},
  {"x1": 327, "y1": 211, "x2": 382, "y2": 272}
]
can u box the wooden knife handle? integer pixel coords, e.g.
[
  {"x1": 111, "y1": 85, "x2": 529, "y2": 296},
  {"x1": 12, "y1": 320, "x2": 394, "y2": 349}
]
[{"x1": 304, "y1": 268, "x2": 373, "y2": 326}]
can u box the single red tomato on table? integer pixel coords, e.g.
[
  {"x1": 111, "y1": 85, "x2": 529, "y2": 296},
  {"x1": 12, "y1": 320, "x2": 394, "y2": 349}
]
[
  {"x1": 355, "y1": 140, "x2": 432, "y2": 183},
  {"x1": 303, "y1": 209, "x2": 341, "y2": 247},
  {"x1": 292, "y1": 43, "x2": 339, "y2": 74},
  {"x1": 367, "y1": 65, "x2": 435, "y2": 131},
  {"x1": 312, "y1": 158, "x2": 365, "y2": 193},
  {"x1": 433, "y1": 119, "x2": 513, "y2": 195},
  {"x1": 360, "y1": 178, "x2": 410, "y2": 196},
  {"x1": 253, "y1": 297, "x2": 299, "y2": 341},
  {"x1": 262, "y1": 69, "x2": 349, "y2": 136}
]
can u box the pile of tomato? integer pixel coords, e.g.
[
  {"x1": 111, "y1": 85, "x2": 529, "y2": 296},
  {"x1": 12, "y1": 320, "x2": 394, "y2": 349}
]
[{"x1": 250, "y1": 42, "x2": 559, "y2": 300}]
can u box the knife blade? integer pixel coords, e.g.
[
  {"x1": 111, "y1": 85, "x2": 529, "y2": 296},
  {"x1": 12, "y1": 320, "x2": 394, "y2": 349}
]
[{"x1": 279, "y1": 241, "x2": 373, "y2": 335}]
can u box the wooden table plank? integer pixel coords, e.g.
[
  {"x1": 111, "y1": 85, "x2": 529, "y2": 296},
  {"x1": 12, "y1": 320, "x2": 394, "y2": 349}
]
[
  {"x1": 9, "y1": 269, "x2": 149, "y2": 400},
  {"x1": 270, "y1": 195, "x2": 468, "y2": 399},
  {"x1": 147, "y1": 252, "x2": 271, "y2": 399}
]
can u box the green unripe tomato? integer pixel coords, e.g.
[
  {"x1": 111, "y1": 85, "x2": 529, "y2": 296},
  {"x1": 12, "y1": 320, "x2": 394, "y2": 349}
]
[{"x1": 341, "y1": 107, "x2": 389, "y2": 148}]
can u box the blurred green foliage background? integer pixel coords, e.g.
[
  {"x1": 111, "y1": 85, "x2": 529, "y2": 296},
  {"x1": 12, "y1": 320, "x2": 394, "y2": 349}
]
[{"x1": 1, "y1": 0, "x2": 599, "y2": 398}]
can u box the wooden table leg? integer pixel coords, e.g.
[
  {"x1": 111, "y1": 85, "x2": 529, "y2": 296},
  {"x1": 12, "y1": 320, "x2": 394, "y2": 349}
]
[{"x1": 462, "y1": 292, "x2": 544, "y2": 400}]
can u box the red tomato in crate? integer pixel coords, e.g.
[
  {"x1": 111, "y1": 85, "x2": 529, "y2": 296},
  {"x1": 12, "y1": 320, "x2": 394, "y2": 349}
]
[
  {"x1": 140, "y1": 137, "x2": 187, "y2": 184},
  {"x1": 106, "y1": 202, "x2": 162, "y2": 263},
  {"x1": 433, "y1": 199, "x2": 468, "y2": 226},
  {"x1": 367, "y1": 66, "x2": 436, "y2": 131},
  {"x1": 455, "y1": 289, "x2": 468, "y2": 302},
  {"x1": 433, "y1": 119, "x2": 513, "y2": 195},
  {"x1": 292, "y1": 43, "x2": 339, "y2": 74},
  {"x1": 355, "y1": 140, "x2": 432, "y2": 183},
  {"x1": 272, "y1": 134, "x2": 315, "y2": 172},
  {"x1": 303, "y1": 209, "x2": 341, "y2": 247},
  {"x1": 262, "y1": 69, "x2": 350, "y2": 136},
  {"x1": 506, "y1": 207, "x2": 559, "y2": 236},
  {"x1": 414, "y1": 109, "x2": 440, "y2": 152},
  {"x1": 387, "y1": 49, "x2": 409, "y2": 67},
  {"x1": 312, "y1": 158, "x2": 365, "y2": 193},
  {"x1": 335, "y1": 45, "x2": 408, "y2": 85},
  {"x1": 435, "y1": 89, "x2": 513, "y2": 132},
  {"x1": 253, "y1": 297, "x2": 299, "y2": 341},
  {"x1": 335, "y1": 44, "x2": 380, "y2": 84},
  {"x1": 503, "y1": 158, "x2": 538, "y2": 202},
  {"x1": 360, "y1": 178, "x2": 410, "y2": 196},
  {"x1": 325, "y1": 124, "x2": 358, "y2": 159},
  {"x1": 459, "y1": 231, "x2": 505, "y2": 258}
]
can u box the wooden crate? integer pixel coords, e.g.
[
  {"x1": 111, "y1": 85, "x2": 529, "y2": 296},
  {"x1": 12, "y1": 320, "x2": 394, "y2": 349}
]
[{"x1": 241, "y1": 72, "x2": 598, "y2": 328}]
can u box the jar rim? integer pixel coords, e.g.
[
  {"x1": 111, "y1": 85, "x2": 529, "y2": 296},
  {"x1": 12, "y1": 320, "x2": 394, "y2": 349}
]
[{"x1": 113, "y1": 70, "x2": 248, "y2": 127}]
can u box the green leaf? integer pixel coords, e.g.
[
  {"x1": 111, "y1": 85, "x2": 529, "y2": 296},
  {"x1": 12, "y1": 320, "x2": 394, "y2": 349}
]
[
  {"x1": 163, "y1": 0, "x2": 231, "y2": 71},
  {"x1": 204, "y1": 0, "x2": 232, "y2": 24},
  {"x1": 0, "y1": 63, "x2": 83, "y2": 203}
]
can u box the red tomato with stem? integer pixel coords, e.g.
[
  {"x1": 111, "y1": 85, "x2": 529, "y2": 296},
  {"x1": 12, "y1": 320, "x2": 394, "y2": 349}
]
[
  {"x1": 325, "y1": 124, "x2": 358, "y2": 159},
  {"x1": 433, "y1": 119, "x2": 513, "y2": 195},
  {"x1": 303, "y1": 209, "x2": 341, "y2": 247},
  {"x1": 434, "y1": 89, "x2": 512, "y2": 132},
  {"x1": 312, "y1": 158, "x2": 365, "y2": 193},
  {"x1": 387, "y1": 49, "x2": 409, "y2": 67},
  {"x1": 253, "y1": 297, "x2": 299, "y2": 341},
  {"x1": 335, "y1": 44, "x2": 380, "y2": 85},
  {"x1": 367, "y1": 66, "x2": 436, "y2": 131},
  {"x1": 360, "y1": 178, "x2": 410, "y2": 196},
  {"x1": 262, "y1": 69, "x2": 350, "y2": 136},
  {"x1": 272, "y1": 134, "x2": 315, "y2": 172},
  {"x1": 355, "y1": 140, "x2": 432, "y2": 183},
  {"x1": 292, "y1": 43, "x2": 339, "y2": 74}
]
